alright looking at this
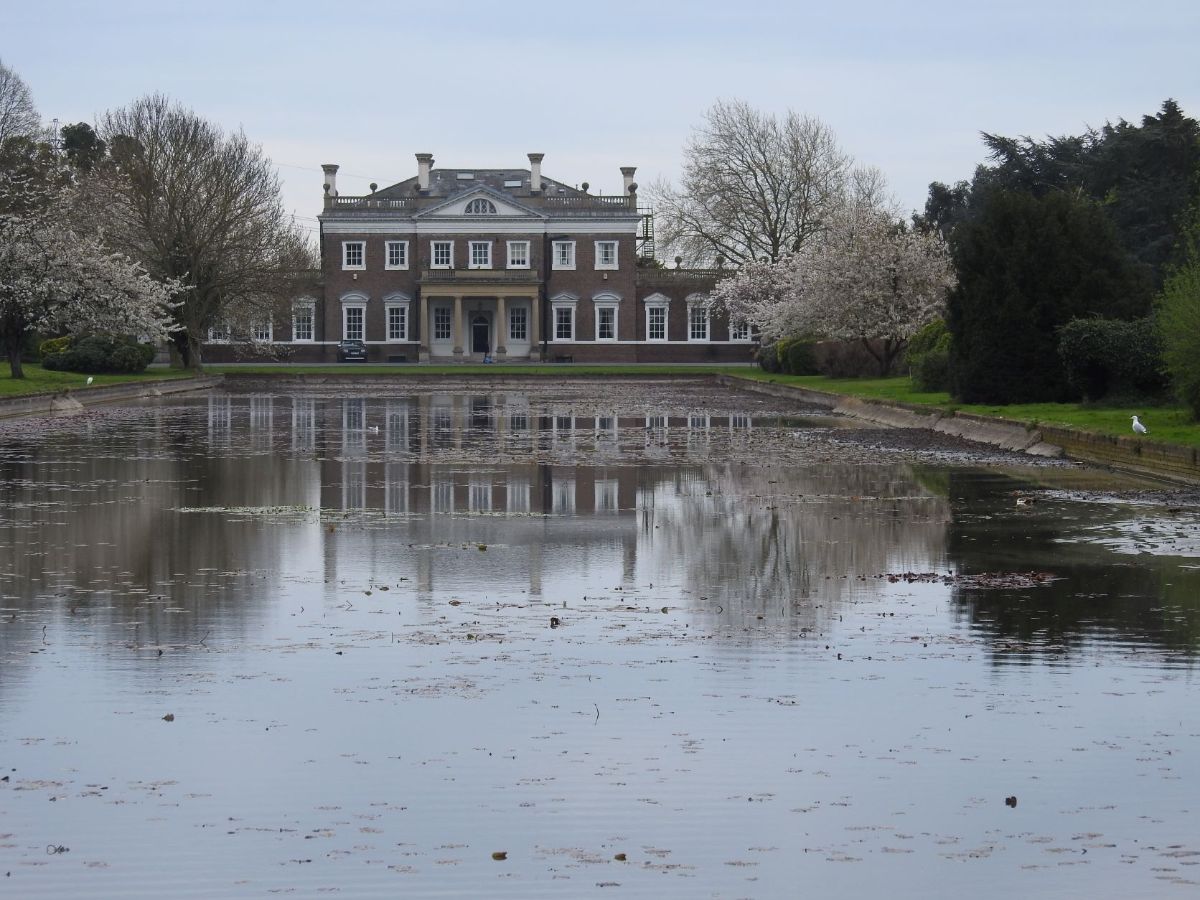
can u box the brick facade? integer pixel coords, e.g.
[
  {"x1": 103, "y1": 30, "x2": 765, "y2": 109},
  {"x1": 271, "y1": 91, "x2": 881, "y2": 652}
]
[{"x1": 202, "y1": 154, "x2": 754, "y2": 364}]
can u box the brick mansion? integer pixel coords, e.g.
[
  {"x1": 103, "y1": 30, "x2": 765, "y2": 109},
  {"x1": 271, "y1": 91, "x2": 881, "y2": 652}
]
[{"x1": 204, "y1": 153, "x2": 753, "y2": 363}]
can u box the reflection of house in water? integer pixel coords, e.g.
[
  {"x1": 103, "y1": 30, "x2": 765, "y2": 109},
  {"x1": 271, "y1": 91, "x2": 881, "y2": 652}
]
[{"x1": 196, "y1": 392, "x2": 947, "y2": 623}]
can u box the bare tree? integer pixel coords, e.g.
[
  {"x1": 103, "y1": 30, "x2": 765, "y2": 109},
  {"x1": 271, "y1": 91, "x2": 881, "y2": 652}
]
[
  {"x1": 91, "y1": 94, "x2": 313, "y2": 369},
  {"x1": 648, "y1": 100, "x2": 855, "y2": 265},
  {"x1": 0, "y1": 59, "x2": 41, "y2": 147}
]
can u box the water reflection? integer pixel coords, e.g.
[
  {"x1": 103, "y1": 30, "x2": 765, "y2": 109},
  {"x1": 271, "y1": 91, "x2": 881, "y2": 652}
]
[
  {"x1": 2, "y1": 386, "x2": 1199, "y2": 900},
  {"x1": 1, "y1": 390, "x2": 1197, "y2": 667}
]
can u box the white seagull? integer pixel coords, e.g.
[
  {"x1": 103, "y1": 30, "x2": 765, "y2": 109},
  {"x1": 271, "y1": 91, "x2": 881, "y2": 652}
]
[
  {"x1": 85, "y1": 376, "x2": 94, "y2": 386},
  {"x1": 1131, "y1": 415, "x2": 1147, "y2": 435}
]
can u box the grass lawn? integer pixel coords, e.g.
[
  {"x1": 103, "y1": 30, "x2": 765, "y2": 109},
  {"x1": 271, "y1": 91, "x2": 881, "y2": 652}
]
[
  {"x1": 735, "y1": 372, "x2": 1200, "y2": 449},
  {"x1": 0, "y1": 365, "x2": 195, "y2": 398}
]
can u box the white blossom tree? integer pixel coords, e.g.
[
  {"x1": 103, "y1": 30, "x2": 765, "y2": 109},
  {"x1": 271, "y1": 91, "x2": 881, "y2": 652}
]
[
  {"x1": 0, "y1": 171, "x2": 177, "y2": 378},
  {"x1": 712, "y1": 213, "x2": 955, "y2": 374}
]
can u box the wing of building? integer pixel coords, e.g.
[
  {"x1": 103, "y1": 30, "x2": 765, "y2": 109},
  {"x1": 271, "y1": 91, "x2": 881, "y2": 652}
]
[{"x1": 203, "y1": 153, "x2": 754, "y2": 364}]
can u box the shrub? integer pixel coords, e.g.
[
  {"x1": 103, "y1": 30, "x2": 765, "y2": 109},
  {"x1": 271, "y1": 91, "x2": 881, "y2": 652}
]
[
  {"x1": 39, "y1": 335, "x2": 72, "y2": 359},
  {"x1": 1057, "y1": 317, "x2": 1167, "y2": 400},
  {"x1": 42, "y1": 335, "x2": 155, "y2": 375},
  {"x1": 906, "y1": 320, "x2": 952, "y2": 391},
  {"x1": 781, "y1": 338, "x2": 818, "y2": 375},
  {"x1": 755, "y1": 342, "x2": 781, "y2": 373},
  {"x1": 1157, "y1": 252, "x2": 1200, "y2": 418},
  {"x1": 813, "y1": 340, "x2": 885, "y2": 377}
]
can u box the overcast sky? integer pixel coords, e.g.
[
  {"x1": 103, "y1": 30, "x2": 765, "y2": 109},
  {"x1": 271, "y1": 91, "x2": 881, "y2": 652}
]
[{"x1": 5, "y1": 0, "x2": 1197, "y2": 243}]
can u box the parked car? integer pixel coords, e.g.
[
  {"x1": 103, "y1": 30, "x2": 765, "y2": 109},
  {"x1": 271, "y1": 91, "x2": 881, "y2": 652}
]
[{"x1": 337, "y1": 339, "x2": 368, "y2": 362}]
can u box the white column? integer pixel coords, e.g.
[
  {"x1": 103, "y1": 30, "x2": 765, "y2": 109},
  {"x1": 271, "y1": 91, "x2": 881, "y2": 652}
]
[
  {"x1": 496, "y1": 296, "x2": 507, "y2": 358},
  {"x1": 419, "y1": 294, "x2": 430, "y2": 361},
  {"x1": 453, "y1": 296, "x2": 464, "y2": 358}
]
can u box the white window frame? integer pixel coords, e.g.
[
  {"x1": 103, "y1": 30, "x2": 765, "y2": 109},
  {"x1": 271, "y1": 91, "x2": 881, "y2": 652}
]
[
  {"x1": 552, "y1": 302, "x2": 576, "y2": 342},
  {"x1": 688, "y1": 303, "x2": 710, "y2": 342},
  {"x1": 207, "y1": 322, "x2": 230, "y2": 343},
  {"x1": 433, "y1": 305, "x2": 452, "y2": 342},
  {"x1": 508, "y1": 305, "x2": 528, "y2": 342},
  {"x1": 595, "y1": 303, "x2": 618, "y2": 341},
  {"x1": 252, "y1": 322, "x2": 273, "y2": 343},
  {"x1": 292, "y1": 302, "x2": 315, "y2": 343},
  {"x1": 385, "y1": 240, "x2": 408, "y2": 270},
  {"x1": 507, "y1": 240, "x2": 530, "y2": 269},
  {"x1": 730, "y1": 320, "x2": 751, "y2": 342},
  {"x1": 465, "y1": 198, "x2": 497, "y2": 215},
  {"x1": 386, "y1": 302, "x2": 409, "y2": 341},
  {"x1": 431, "y1": 240, "x2": 454, "y2": 269},
  {"x1": 552, "y1": 240, "x2": 575, "y2": 270},
  {"x1": 594, "y1": 240, "x2": 618, "y2": 270},
  {"x1": 343, "y1": 304, "x2": 366, "y2": 341},
  {"x1": 469, "y1": 241, "x2": 492, "y2": 269},
  {"x1": 342, "y1": 241, "x2": 365, "y2": 270},
  {"x1": 645, "y1": 303, "x2": 669, "y2": 342}
]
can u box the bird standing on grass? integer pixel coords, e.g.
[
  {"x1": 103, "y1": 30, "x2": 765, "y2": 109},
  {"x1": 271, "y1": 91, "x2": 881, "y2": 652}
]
[
  {"x1": 85, "y1": 376, "x2": 94, "y2": 386},
  {"x1": 1131, "y1": 415, "x2": 1148, "y2": 435}
]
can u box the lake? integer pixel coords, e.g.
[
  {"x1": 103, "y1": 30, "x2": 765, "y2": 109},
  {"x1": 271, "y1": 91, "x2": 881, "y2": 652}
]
[{"x1": 1, "y1": 379, "x2": 1198, "y2": 898}]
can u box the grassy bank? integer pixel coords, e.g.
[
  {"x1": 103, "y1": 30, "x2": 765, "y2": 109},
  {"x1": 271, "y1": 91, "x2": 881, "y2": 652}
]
[
  {"x1": 0, "y1": 365, "x2": 194, "y2": 398},
  {"x1": 735, "y1": 371, "x2": 1200, "y2": 449}
]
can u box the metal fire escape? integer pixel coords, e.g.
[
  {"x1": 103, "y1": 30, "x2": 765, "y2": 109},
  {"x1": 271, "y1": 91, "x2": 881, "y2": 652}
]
[{"x1": 637, "y1": 207, "x2": 656, "y2": 261}]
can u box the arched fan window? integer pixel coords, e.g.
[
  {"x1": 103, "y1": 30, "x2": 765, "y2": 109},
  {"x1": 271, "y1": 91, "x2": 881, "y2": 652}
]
[{"x1": 464, "y1": 198, "x2": 497, "y2": 215}]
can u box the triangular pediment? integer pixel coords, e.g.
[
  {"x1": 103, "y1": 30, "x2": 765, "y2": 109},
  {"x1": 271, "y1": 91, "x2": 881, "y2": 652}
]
[{"x1": 414, "y1": 185, "x2": 546, "y2": 219}]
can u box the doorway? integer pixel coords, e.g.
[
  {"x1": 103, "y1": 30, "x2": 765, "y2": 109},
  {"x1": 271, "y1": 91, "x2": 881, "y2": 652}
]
[{"x1": 471, "y1": 315, "x2": 490, "y2": 354}]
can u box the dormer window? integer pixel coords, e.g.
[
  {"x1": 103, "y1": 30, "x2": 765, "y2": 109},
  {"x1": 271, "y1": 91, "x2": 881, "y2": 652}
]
[{"x1": 464, "y1": 198, "x2": 497, "y2": 215}]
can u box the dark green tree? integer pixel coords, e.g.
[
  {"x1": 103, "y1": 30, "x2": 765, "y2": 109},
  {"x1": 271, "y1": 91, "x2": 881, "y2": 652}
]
[
  {"x1": 947, "y1": 190, "x2": 1150, "y2": 403},
  {"x1": 1157, "y1": 209, "x2": 1200, "y2": 418},
  {"x1": 60, "y1": 122, "x2": 107, "y2": 173},
  {"x1": 1087, "y1": 99, "x2": 1200, "y2": 282}
]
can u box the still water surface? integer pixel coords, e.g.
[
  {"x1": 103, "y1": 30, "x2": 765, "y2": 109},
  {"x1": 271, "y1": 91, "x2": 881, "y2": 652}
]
[{"x1": 1, "y1": 381, "x2": 1198, "y2": 898}]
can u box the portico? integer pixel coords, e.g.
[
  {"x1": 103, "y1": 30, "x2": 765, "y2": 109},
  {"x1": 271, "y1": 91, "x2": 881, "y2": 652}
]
[{"x1": 418, "y1": 284, "x2": 541, "y2": 361}]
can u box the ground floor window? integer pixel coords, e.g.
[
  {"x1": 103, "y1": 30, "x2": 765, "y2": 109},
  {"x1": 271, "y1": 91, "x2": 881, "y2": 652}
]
[
  {"x1": 387, "y1": 304, "x2": 408, "y2": 341},
  {"x1": 596, "y1": 305, "x2": 617, "y2": 341},
  {"x1": 554, "y1": 305, "x2": 574, "y2": 341},
  {"x1": 293, "y1": 305, "x2": 314, "y2": 342},
  {"x1": 208, "y1": 322, "x2": 230, "y2": 343},
  {"x1": 730, "y1": 321, "x2": 751, "y2": 341},
  {"x1": 688, "y1": 305, "x2": 710, "y2": 341},
  {"x1": 509, "y1": 306, "x2": 527, "y2": 342},
  {"x1": 252, "y1": 322, "x2": 273, "y2": 342},
  {"x1": 647, "y1": 306, "x2": 667, "y2": 341},
  {"x1": 343, "y1": 306, "x2": 365, "y2": 341},
  {"x1": 434, "y1": 306, "x2": 452, "y2": 341}
]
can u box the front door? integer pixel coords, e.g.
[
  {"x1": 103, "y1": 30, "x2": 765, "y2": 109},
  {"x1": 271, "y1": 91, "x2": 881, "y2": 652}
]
[{"x1": 471, "y1": 315, "x2": 490, "y2": 354}]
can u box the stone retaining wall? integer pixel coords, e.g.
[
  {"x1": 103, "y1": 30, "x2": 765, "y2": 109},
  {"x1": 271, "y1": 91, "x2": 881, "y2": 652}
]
[
  {"x1": 722, "y1": 375, "x2": 1200, "y2": 484},
  {"x1": 0, "y1": 376, "x2": 222, "y2": 421}
]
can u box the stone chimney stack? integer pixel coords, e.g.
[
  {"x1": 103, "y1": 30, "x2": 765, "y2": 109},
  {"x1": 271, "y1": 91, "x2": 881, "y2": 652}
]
[
  {"x1": 621, "y1": 166, "x2": 637, "y2": 196},
  {"x1": 416, "y1": 153, "x2": 433, "y2": 192},
  {"x1": 322, "y1": 164, "x2": 339, "y2": 199},
  {"x1": 528, "y1": 153, "x2": 544, "y2": 193}
]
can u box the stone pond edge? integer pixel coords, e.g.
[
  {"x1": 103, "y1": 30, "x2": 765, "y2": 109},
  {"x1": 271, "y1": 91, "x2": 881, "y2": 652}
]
[{"x1": 719, "y1": 375, "x2": 1200, "y2": 486}]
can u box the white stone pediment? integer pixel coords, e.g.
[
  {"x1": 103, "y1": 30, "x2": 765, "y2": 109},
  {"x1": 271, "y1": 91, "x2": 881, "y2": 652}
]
[{"x1": 415, "y1": 187, "x2": 545, "y2": 220}]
